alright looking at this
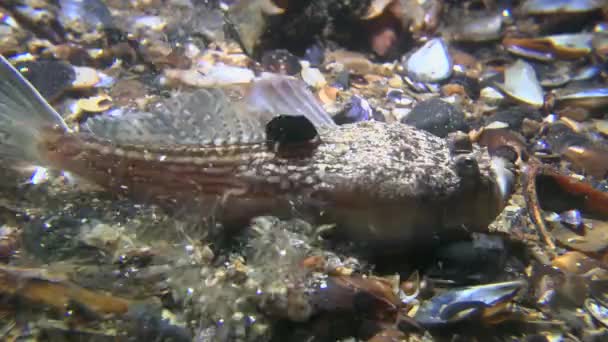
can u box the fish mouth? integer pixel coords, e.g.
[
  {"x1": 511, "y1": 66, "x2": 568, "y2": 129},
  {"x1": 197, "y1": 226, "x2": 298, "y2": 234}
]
[{"x1": 490, "y1": 156, "x2": 516, "y2": 206}]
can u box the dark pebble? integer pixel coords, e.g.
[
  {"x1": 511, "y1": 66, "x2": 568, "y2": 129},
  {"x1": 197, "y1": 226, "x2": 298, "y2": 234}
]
[
  {"x1": 485, "y1": 106, "x2": 543, "y2": 130},
  {"x1": 261, "y1": 49, "x2": 302, "y2": 75},
  {"x1": 333, "y1": 70, "x2": 350, "y2": 89},
  {"x1": 543, "y1": 123, "x2": 589, "y2": 153},
  {"x1": 16, "y1": 60, "x2": 76, "y2": 102},
  {"x1": 449, "y1": 74, "x2": 481, "y2": 100},
  {"x1": 402, "y1": 98, "x2": 469, "y2": 137},
  {"x1": 303, "y1": 43, "x2": 325, "y2": 67}
]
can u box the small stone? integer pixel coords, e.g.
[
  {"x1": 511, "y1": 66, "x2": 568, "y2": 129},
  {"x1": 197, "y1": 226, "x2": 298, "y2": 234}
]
[
  {"x1": 480, "y1": 86, "x2": 504, "y2": 105},
  {"x1": 261, "y1": 49, "x2": 301, "y2": 75},
  {"x1": 71, "y1": 66, "x2": 100, "y2": 89},
  {"x1": 402, "y1": 98, "x2": 469, "y2": 137},
  {"x1": 485, "y1": 106, "x2": 543, "y2": 129},
  {"x1": 318, "y1": 85, "x2": 338, "y2": 104},
  {"x1": 388, "y1": 75, "x2": 403, "y2": 88},
  {"x1": 303, "y1": 43, "x2": 324, "y2": 67},
  {"x1": 15, "y1": 60, "x2": 76, "y2": 101},
  {"x1": 325, "y1": 50, "x2": 373, "y2": 74}
]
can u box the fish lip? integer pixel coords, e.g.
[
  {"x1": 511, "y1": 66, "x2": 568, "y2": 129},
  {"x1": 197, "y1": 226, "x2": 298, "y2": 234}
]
[{"x1": 490, "y1": 156, "x2": 516, "y2": 206}]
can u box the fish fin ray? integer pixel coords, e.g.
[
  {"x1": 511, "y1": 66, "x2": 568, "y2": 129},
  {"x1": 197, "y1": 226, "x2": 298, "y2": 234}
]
[
  {"x1": 86, "y1": 76, "x2": 335, "y2": 146},
  {"x1": 85, "y1": 88, "x2": 267, "y2": 145},
  {"x1": 0, "y1": 55, "x2": 68, "y2": 165},
  {"x1": 245, "y1": 76, "x2": 336, "y2": 129}
]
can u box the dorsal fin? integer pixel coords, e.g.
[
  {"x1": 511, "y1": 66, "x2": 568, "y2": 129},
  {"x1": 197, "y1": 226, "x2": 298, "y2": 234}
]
[
  {"x1": 85, "y1": 88, "x2": 266, "y2": 146},
  {"x1": 85, "y1": 76, "x2": 335, "y2": 147}
]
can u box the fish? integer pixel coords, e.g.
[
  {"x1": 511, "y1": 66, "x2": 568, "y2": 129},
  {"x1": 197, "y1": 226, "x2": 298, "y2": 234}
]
[{"x1": 0, "y1": 55, "x2": 512, "y2": 245}]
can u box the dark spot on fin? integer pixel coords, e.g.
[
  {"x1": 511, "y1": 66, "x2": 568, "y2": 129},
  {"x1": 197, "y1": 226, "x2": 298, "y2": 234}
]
[
  {"x1": 245, "y1": 76, "x2": 336, "y2": 130},
  {"x1": 266, "y1": 115, "x2": 319, "y2": 157},
  {"x1": 86, "y1": 76, "x2": 332, "y2": 149}
]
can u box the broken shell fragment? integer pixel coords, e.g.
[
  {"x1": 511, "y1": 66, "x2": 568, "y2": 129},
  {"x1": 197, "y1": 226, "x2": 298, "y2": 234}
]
[
  {"x1": 560, "y1": 209, "x2": 584, "y2": 234},
  {"x1": 0, "y1": 264, "x2": 131, "y2": 316},
  {"x1": 520, "y1": 0, "x2": 605, "y2": 15},
  {"x1": 404, "y1": 38, "x2": 453, "y2": 83},
  {"x1": 497, "y1": 60, "x2": 544, "y2": 108},
  {"x1": 361, "y1": 0, "x2": 395, "y2": 20},
  {"x1": 301, "y1": 67, "x2": 327, "y2": 88},
  {"x1": 553, "y1": 87, "x2": 608, "y2": 115},
  {"x1": 561, "y1": 145, "x2": 608, "y2": 179},
  {"x1": 585, "y1": 297, "x2": 608, "y2": 328},
  {"x1": 164, "y1": 64, "x2": 255, "y2": 88},
  {"x1": 76, "y1": 94, "x2": 113, "y2": 113},
  {"x1": 449, "y1": 14, "x2": 503, "y2": 42},
  {"x1": 503, "y1": 34, "x2": 594, "y2": 61},
  {"x1": 414, "y1": 280, "x2": 525, "y2": 327}
]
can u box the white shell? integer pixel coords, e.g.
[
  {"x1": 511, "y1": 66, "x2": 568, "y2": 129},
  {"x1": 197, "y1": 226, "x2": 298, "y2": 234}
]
[
  {"x1": 406, "y1": 38, "x2": 453, "y2": 83},
  {"x1": 499, "y1": 60, "x2": 544, "y2": 108}
]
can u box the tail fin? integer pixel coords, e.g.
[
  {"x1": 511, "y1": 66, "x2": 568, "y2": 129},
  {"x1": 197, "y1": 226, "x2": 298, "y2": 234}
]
[{"x1": 0, "y1": 55, "x2": 68, "y2": 165}]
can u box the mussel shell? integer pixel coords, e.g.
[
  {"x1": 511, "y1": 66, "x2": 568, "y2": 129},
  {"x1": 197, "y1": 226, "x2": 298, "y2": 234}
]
[
  {"x1": 585, "y1": 297, "x2": 608, "y2": 328},
  {"x1": 554, "y1": 88, "x2": 608, "y2": 113},
  {"x1": 414, "y1": 280, "x2": 525, "y2": 327},
  {"x1": 521, "y1": 0, "x2": 605, "y2": 14}
]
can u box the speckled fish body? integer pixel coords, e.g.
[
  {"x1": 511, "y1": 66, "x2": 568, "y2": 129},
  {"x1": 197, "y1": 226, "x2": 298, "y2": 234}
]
[{"x1": 0, "y1": 56, "x2": 506, "y2": 244}]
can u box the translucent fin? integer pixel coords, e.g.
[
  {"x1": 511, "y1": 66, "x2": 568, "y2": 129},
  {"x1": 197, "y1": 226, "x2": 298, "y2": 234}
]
[
  {"x1": 86, "y1": 88, "x2": 267, "y2": 146},
  {"x1": 0, "y1": 55, "x2": 69, "y2": 164},
  {"x1": 86, "y1": 76, "x2": 335, "y2": 146},
  {"x1": 244, "y1": 76, "x2": 337, "y2": 129}
]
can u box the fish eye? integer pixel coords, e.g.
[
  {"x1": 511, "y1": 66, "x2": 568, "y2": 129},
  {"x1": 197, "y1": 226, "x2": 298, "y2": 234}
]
[{"x1": 455, "y1": 156, "x2": 480, "y2": 180}]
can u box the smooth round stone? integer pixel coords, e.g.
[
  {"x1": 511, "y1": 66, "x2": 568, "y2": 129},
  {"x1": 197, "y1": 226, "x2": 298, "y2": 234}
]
[
  {"x1": 402, "y1": 98, "x2": 469, "y2": 137},
  {"x1": 405, "y1": 38, "x2": 453, "y2": 83}
]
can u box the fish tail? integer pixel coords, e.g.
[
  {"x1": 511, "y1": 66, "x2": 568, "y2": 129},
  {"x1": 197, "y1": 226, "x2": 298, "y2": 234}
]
[{"x1": 0, "y1": 55, "x2": 68, "y2": 167}]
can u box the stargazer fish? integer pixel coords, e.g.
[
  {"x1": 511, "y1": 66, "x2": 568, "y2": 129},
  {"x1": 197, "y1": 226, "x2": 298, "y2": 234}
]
[{"x1": 0, "y1": 55, "x2": 512, "y2": 245}]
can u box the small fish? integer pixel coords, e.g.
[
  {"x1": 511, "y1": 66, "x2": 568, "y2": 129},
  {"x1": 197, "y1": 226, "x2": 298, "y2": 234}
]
[{"x1": 0, "y1": 56, "x2": 511, "y2": 245}]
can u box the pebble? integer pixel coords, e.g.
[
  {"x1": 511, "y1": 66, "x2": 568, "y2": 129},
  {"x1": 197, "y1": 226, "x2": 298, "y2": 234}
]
[
  {"x1": 261, "y1": 49, "x2": 302, "y2": 75},
  {"x1": 318, "y1": 85, "x2": 338, "y2": 105},
  {"x1": 402, "y1": 98, "x2": 469, "y2": 137},
  {"x1": 480, "y1": 86, "x2": 505, "y2": 106},
  {"x1": 325, "y1": 50, "x2": 373, "y2": 75},
  {"x1": 71, "y1": 66, "x2": 101, "y2": 89},
  {"x1": 15, "y1": 60, "x2": 75, "y2": 101},
  {"x1": 388, "y1": 75, "x2": 403, "y2": 88}
]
